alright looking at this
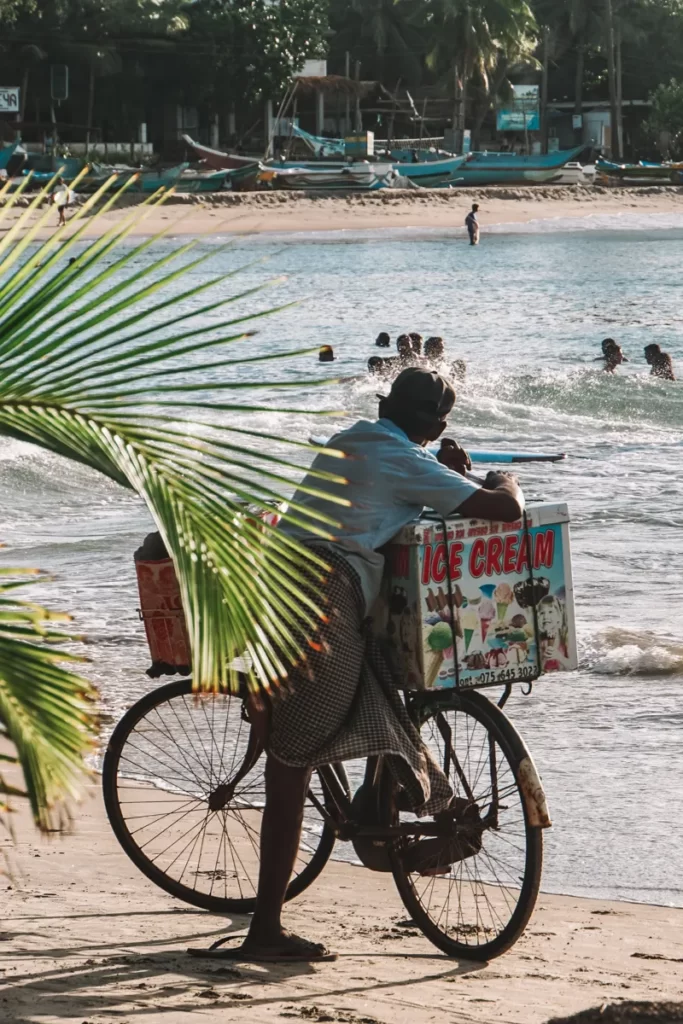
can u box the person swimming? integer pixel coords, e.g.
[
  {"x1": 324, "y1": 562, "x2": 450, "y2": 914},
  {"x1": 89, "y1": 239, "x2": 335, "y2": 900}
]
[
  {"x1": 375, "y1": 332, "x2": 391, "y2": 348},
  {"x1": 396, "y1": 334, "x2": 414, "y2": 360},
  {"x1": 409, "y1": 332, "x2": 423, "y2": 356},
  {"x1": 424, "y1": 336, "x2": 466, "y2": 382},
  {"x1": 644, "y1": 343, "x2": 675, "y2": 381},
  {"x1": 319, "y1": 345, "x2": 335, "y2": 363},
  {"x1": 369, "y1": 334, "x2": 416, "y2": 376},
  {"x1": 595, "y1": 338, "x2": 628, "y2": 373}
]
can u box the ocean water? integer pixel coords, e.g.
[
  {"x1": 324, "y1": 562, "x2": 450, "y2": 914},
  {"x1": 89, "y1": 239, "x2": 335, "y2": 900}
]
[{"x1": 2, "y1": 222, "x2": 683, "y2": 907}]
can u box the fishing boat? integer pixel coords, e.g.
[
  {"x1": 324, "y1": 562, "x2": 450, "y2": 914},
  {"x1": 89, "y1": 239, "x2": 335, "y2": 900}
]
[
  {"x1": 0, "y1": 141, "x2": 19, "y2": 171},
  {"x1": 595, "y1": 157, "x2": 683, "y2": 185},
  {"x1": 76, "y1": 162, "x2": 189, "y2": 193},
  {"x1": 553, "y1": 161, "x2": 590, "y2": 185},
  {"x1": 283, "y1": 128, "x2": 469, "y2": 187},
  {"x1": 257, "y1": 162, "x2": 396, "y2": 192},
  {"x1": 182, "y1": 134, "x2": 259, "y2": 171},
  {"x1": 175, "y1": 168, "x2": 230, "y2": 192},
  {"x1": 389, "y1": 153, "x2": 468, "y2": 187},
  {"x1": 455, "y1": 146, "x2": 585, "y2": 186}
]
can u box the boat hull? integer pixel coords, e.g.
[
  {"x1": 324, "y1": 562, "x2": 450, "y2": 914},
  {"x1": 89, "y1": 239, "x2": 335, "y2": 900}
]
[
  {"x1": 258, "y1": 163, "x2": 394, "y2": 191},
  {"x1": 456, "y1": 146, "x2": 585, "y2": 186},
  {"x1": 0, "y1": 142, "x2": 19, "y2": 170},
  {"x1": 391, "y1": 154, "x2": 468, "y2": 187},
  {"x1": 175, "y1": 171, "x2": 230, "y2": 193},
  {"x1": 182, "y1": 134, "x2": 259, "y2": 171},
  {"x1": 596, "y1": 157, "x2": 683, "y2": 185}
]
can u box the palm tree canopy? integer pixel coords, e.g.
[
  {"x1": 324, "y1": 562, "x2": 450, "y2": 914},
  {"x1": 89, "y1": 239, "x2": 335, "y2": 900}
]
[
  {"x1": 0, "y1": 172, "x2": 347, "y2": 827},
  {"x1": 424, "y1": 0, "x2": 538, "y2": 83}
]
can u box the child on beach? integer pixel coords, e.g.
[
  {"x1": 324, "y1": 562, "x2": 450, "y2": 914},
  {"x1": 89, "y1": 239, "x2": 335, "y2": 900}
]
[
  {"x1": 52, "y1": 177, "x2": 73, "y2": 227},
  {"x1": 465, "y1": 203, "x2": 480, "y2": 245}
]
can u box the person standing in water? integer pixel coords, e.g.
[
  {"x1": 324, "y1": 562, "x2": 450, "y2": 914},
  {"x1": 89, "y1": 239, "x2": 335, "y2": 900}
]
[
  {"x1": 595, "y1": 338, "x2": 628, "y2": 373},
  {"x1": 465, "y1": 203, "x2": 480, "y2": 246},
  {"x1": 644, "y1": 343, "x2": 675, "y2": 381}
]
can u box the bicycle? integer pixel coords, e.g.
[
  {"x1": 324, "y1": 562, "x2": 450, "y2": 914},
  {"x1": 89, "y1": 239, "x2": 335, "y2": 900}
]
[{"x1": 102, "y1": 674, "x2": 547, "y2": 961}]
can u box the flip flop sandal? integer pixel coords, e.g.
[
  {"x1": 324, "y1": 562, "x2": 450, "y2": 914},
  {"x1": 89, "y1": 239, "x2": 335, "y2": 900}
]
[{"x1": 187, "y1": 934, "x2": 337, "y2": 963}]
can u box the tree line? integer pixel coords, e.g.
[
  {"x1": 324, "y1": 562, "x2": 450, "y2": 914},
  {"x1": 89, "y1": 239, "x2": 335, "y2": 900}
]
[{"x1": 1, "y1": 0, "x2": 683, "y2": 158}]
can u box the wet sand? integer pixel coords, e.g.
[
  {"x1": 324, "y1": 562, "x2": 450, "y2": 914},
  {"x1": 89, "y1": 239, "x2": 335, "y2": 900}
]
[
  {"x1": 3, "y1": 184, "x2": 683, "y2": 238},
  {"x1": 3, "y1": 782, "x2": 683, "y2": 1024}
]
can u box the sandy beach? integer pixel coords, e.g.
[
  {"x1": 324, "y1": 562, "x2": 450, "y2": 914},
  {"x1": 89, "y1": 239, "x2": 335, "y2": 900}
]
[
  {"x1": 3, "y1": 180, "x2": 683, "y2": 1024},
  {"x1": 4, "y1": 184, "x2": 683, "y2": 238},
  {"x1": 2, "y1": 780, "x2": 683, "y2": 1024}
]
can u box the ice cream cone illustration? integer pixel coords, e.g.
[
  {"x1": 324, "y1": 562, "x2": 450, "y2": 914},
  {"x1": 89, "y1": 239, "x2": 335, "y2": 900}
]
[
  {"x1": 479, "y1": 598, "x2": 495, "y2": 642},
  {"x1": 461, "y1": 606, "x2": 478, "y2": 653},
  {"x1": 425, "y1": 622, "x2": 453, "y2": 687},
  {"x1": 494, "y1": 582, "x2": 514, "y2": 623}
]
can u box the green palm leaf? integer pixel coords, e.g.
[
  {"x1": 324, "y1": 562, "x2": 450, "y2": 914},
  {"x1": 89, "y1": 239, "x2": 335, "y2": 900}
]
[
  {"x1": 0, "y1": 187, "x2": 349, "y2": 830},
  {"x1": 0, "y1": 568, "x2": 97, "y2": 832}
]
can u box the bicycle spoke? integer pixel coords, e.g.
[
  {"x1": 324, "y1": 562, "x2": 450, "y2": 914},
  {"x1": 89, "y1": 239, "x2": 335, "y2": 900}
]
[
  {"x1": 400, "y1": 699, "x2": 536, "y2": 954},
  {"x1": 110, "y1": 687, "x2": 331, "y2": 909}
]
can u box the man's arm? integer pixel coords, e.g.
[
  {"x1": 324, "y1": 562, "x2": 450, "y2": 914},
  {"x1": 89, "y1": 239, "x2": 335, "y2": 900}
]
[
  {"x1": 411, "y1": 442, "x2": 524, "y2": 524},
  {"x1": 426, "y1": 444, "x2": 524, "y2": 523},
  {"x1": 456, "y1": 472, "x2": 524, "y2": 522}
]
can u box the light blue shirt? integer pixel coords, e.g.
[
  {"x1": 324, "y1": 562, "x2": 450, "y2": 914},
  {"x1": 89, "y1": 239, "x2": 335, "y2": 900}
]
[{"x1": 280, "y1": 418, "x2": 480, "y2": 611}]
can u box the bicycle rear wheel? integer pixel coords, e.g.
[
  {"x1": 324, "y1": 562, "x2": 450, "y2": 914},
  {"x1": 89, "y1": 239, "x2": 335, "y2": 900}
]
[
  {"x1": 102, "y1": 678, "x2": 346, "y2": 913},
  {"x1": 390, "y1": 689, "x2": 543, "y2": 960}
]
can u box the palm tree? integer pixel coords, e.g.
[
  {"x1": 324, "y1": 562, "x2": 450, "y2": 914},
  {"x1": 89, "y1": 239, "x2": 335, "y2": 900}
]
[
  {"x1": 421, "y1": 0, "x2": 538, "y2": 153},
  {"x1": 566, "y1": 0, "x2": 605, "y2": 145},
  {"x1": 330, "y1": 0, "x2": 424, "y2": 89},
  {"x1": 0, "y1": 172, "x2": 345, "y2": 832}
]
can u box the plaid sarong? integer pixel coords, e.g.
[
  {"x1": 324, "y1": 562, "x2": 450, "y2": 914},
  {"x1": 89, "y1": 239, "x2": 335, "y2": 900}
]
[{"x1": 269, "y1": 548, "x2": 453, "y2": 816}]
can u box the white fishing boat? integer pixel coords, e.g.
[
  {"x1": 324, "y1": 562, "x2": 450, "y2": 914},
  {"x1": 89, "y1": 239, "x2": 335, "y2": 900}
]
[
  {"x1": 553, "y1": 161, "x2": 591, "y2": 185},
  {"x1": 257, "y1": 162, "x2": 397, "y2": 191}
]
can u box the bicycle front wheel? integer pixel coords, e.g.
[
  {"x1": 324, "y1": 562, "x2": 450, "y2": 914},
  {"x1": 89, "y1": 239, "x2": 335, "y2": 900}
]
[
  {"x1": 102, "y1": 679, "x2": 345, "y2": 914},
  {"x1": 390, "y1": 689, "x2": 543, "y2": 960}
]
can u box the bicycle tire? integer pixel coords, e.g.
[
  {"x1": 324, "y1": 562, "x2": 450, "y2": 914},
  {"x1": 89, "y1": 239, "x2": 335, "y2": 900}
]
[
  {"x1": 390, "y1": 689, "x2": 543, "y2": 960},
  {"x1": 102, "y1": 678, "x2": 347, "y2": 914}
]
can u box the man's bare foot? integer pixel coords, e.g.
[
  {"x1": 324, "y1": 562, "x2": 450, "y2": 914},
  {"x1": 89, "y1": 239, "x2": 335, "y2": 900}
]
[
  {"x1": 187, "y1": 929, "x2": 336, "y2": 962},
  {"x1": 243, "y1": 929, "x2": 331, "y2": 959}
]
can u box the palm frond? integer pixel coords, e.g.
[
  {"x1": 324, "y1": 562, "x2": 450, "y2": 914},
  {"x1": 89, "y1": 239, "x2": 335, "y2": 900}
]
[
  {"x1": 0, "y1": 569, "x2": 97, "y2": 831},
  {"x1": 0, "y1": 191, "x2": 349, "y2": 699}
]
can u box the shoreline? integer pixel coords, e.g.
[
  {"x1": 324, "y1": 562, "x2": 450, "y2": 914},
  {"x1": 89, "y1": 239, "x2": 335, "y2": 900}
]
[
  {"x1": 3, "y1": 781, "x2": 683, "y2": 1023},
  {"x1": 4, "y1": 184, "x2": 683, "y2": 238}
]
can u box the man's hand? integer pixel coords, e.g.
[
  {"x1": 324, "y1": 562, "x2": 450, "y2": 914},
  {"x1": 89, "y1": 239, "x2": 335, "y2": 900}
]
[
  {"x1": 438, "y1": 437, "x2": 472, "y2": 476},
  {"x1": 484, "y1": 470, "x2": 519, "y2": 489},
  {"x1": 457, "y1": 468, "x2": 525, "y2": 523}
]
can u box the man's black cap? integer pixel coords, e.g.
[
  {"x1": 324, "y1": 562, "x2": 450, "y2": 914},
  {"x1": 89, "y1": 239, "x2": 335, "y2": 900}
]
[{"x1": 378, "y1": 366, "x2": 455, "y2": 422}]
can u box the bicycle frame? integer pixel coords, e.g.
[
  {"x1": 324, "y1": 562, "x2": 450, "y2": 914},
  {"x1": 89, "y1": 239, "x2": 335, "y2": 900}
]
[{"x1": 306, "y1": 690, "x2": 504, "y2": 844}]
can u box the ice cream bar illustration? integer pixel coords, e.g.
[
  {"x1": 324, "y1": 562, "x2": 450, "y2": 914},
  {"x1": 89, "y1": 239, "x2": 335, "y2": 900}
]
[
  {"x1": 486, "y1": 648, "x2": 507, "y2": 668},
  {"x1": 425, "y1": 621, "x2": 453, "y2": 686},
  {"x1": 461, "y1": 606, "x2": 478, "y2": 652},
  {"x1": 479, "y1": 597, "x2": 495, "y2": 642},
  {"x1": 494, "y1": 582, "x2": 514, "y2": 622}
]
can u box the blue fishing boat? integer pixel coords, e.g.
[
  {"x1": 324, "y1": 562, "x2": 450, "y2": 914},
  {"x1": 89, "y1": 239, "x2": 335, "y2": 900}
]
[
  {"x1": 0, "y1": 141, "x2": 19, "y2": 170},
  {"x1": 595, "y1": 156, "x2": 683, "y2": 184},
  {"x1": 455, "y1": 146, "x2": 585, "y2": 186},
  {"x1": 275, "y1": 126, "x2": 468, "y2": 187},
  {"x1": 391, "y1": 154, "x2": 468, "y2": 187}
]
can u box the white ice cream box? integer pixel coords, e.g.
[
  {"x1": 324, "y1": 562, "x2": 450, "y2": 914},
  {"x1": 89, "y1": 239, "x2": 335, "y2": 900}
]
[{"x1": 376, "y1": 502, "x2": 578, "y2": 690}]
